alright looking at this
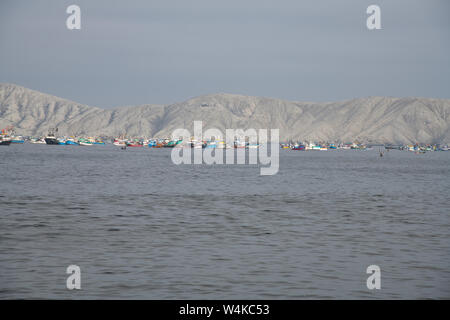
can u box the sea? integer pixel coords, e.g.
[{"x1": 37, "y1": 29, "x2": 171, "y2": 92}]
[{"x1": 0, "y1": 144, "x2": 449, "y2": 299}]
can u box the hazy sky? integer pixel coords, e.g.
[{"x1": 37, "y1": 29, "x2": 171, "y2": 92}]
[{"x1": 1, "y1": 0, "x2": 449, "y2": 108}]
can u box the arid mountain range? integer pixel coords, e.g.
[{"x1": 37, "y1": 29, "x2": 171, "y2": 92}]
[{"x1": 0, "y1": 83, "x2": 449, "y2": 144}]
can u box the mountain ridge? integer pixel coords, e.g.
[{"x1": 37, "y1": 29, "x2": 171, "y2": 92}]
[{"x1": 0, "y1": 83, "x2": 449, "y2": 144}]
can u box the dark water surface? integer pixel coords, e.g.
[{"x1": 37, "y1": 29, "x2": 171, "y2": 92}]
[{"x1": 0, "y1": 144, "x2": 449, "y2": 299}]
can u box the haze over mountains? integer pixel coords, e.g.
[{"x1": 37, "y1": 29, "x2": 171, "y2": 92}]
[{"x1": 0, "y1": 83, "x2": 449, "y2": 144}]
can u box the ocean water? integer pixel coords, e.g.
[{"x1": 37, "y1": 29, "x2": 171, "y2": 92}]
[{"x1": 0, "y1": 144, "x2": 449, "y2": 299}]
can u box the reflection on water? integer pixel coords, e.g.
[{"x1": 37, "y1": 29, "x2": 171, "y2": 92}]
[{"x1": 0, "y1": 144, "x2": 449, "y2": 299}]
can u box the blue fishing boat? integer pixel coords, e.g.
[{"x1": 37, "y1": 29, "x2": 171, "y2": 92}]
[
  {"x1": 65, "y1": 139, "x2": 78, "y2": 145},
  {"x1": 205, "y1": 141, "x2": 217, "y2": 148},
  {"x1": 10, "y1": 135, "x2": 25, "y2": 143}
]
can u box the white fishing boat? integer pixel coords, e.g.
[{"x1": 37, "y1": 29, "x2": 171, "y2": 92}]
[
  {"x1": 78, "y1": 137, "x2": 94, "y2": 146},
  {"x1": 113, "y1": 139, "x2": 126, "y2": 146},
  {"x1": 29, "y1": 138, "x2": 46, "y2": 144},
  {"x1": 217, "y1": 141, "x2": 226, "y2": 149},
  {"x1": 234, "y1": 140, "x2": 246, "y2": 148},
  {"x1": 306, "y1": 142, "x2": 321, "y2": 150},
  {"x1": 0, "y1": 130, "x2": 12, "y2": 145}
]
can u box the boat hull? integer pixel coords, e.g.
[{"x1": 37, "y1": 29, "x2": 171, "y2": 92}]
[{"x1": 45, "y1": 137, "x2": 60, "y2": 145}]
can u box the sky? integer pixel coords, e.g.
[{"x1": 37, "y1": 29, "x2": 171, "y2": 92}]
[{"x1": 0, "y1": 0, "x2": 449, "y2": 108}]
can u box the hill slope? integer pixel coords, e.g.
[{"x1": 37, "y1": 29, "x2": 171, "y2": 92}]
[{"x1": 0, "y1": 83, "x2": 449, "y2": 144}]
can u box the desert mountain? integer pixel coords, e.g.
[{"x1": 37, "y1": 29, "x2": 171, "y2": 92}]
[{"x1": 0, "y1": 83, "x2": 449, "y2": 144}]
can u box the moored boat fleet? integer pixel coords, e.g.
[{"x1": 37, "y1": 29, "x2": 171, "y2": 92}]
[
  {"x1": 1, "y1": 126, "x2": 448, "y2": 151},
  {"x1": 281, "y1": 141, "x2": 449, "y2": 152},
  {"x1": 282, "y1": 141, "x2": 366, "y2": 151}
]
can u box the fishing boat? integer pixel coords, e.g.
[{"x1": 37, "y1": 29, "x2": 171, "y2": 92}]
[
  {"x1": 126, "y1": 140, "x2": 143, "y2": 147},
  {"x1": 190, "y1": 139, "x2": 205, "y2": 149},
  {"x1": 291, "y1": 144, "x2": 305, "y2": 150},
  {"x1": 29, "y1": 138, "x2": 46, "y2": 144},
  {"x1": 247, "y1": 143, "x2": 259, "y2": 149},
  {"x1": 113, "y1": 139, "x2": 126, "y2": 147},
  {"x1": 11, "y1": 136, "x2": 25, "y2": 144},
  {"x1": 175, "y1": 140, "x2": 183, "y2": 147},
  {"x1": 65, "y1": 138, "x2": 79, "y2": 145},
  {"x1": 78, "y1": 138, "x2": 94, "y2": 146},
  {"x1": 1, "y1": 127, "x2": 20, "y2": 144},
  {"x1": 152, "y1": 139, "x2": 165, "y2": 148},
  {"x1": 1, "y1": 127, "x2": 14, "y2": 145},
  {"x1": 163, "y1": 140, "x2": 176, "y2": 148},
  {"x1": 205, "y1": 140, "x2": 217, "y2": 148},
  {"x1": 44, "y1": 128, "x2": 60, "y2": 145},
  {"x1": 342, "y1": 143, "x2": 352, "y2": 150},
  {"x1": 93, "y1": 139, "x2": 105, "y2": 145},
  {"x1": 160, "y1": 138, "x2": 172, "y2": 147},
  {"x1": 234, "y1": 140, "x2": 246, "y2": 148},
  {"x1": 0, "y1": 131, "x2": 12, "y2": 146},
  {"x1": 306, "y1": 142, "x2": 321, "y2": 150},
  {"x1": 217, "y1": 141, "x2": 227, "y2": 149},
  {"x1": 0, "y1": 139, "x2": 12, "y2": 145}
]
